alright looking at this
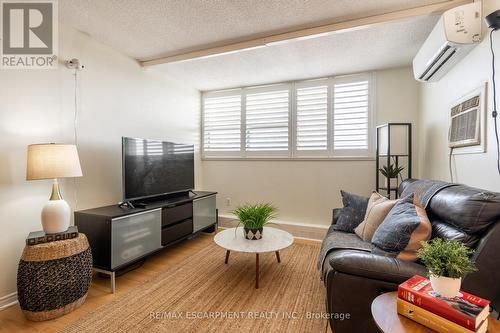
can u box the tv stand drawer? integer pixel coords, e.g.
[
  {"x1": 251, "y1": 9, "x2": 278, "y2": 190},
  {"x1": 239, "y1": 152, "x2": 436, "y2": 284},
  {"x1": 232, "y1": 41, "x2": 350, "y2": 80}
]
[
  {"x1": 161, "y1": 219, "x2": 193, "y2": 246},
  {"x1": 162, "y1": 202, "x2": 193, "y2": 227}
]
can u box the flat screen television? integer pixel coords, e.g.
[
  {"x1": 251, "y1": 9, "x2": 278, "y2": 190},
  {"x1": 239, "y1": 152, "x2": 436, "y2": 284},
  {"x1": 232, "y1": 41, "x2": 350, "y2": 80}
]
[{"x1": 122, "y1": 137, "x2": 194, "y2": 201}]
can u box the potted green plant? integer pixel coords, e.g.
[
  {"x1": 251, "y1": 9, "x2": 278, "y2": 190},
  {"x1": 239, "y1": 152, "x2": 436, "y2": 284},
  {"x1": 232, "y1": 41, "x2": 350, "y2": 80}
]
[
  {"x1": 379, "y1": 163, "x2": 404, "y2": 189},
  {"x1": 418, "y1": 238, "x2": 477, "y2": 297},
  {"x1": 232, "y1": 203, "x2": 277, "y2": 240}
]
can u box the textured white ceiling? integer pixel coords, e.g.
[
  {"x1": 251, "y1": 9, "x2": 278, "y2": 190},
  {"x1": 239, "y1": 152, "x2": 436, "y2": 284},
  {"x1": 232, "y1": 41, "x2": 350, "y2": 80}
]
[
  {"x1": 155, "y1": 15, "x2": 438, "y2": 91},
  {"x1": 60, "y1": 0, "x2": 444, "y2": 61},
  {"x1": 59, "y1": 1, "x2": 441, "y2": 91}
]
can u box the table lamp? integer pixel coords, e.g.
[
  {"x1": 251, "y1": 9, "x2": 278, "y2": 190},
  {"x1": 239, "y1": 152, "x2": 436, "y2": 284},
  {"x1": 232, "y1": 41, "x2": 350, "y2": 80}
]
[{"x1": 26, "y1": 143, "x2": 83, "y2": 233}]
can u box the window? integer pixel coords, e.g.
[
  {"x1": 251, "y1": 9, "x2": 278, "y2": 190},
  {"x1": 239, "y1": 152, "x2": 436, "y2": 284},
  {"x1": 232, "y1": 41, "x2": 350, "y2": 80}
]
[
  {"x1": 245, "y1": 86, "x2": 290, "y2": 154},
  {"x1": 295, "y1": 80, "x2": 329, "y2": 154},
  {"x1": 202, "y1": 91, "x2": 241, "y2": 156},
  {"x1": 201, "y1": 73, "x2": 374, "y2": 159},
  {"x1": 333, "y1": 75, "x2": 371, "y2": 156}
]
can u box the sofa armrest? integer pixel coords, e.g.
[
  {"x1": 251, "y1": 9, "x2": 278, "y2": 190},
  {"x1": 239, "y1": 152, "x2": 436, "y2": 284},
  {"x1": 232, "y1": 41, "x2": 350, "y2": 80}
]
[
  {"x1": 462, "y1": 222, "x2": 500, "y2": 312},
  {"x1": 331, "y1": 208, "x2": 342, "y2": 225},
  {"x1": 328, "y1": 249, "x2": 427, "y2": 284}
]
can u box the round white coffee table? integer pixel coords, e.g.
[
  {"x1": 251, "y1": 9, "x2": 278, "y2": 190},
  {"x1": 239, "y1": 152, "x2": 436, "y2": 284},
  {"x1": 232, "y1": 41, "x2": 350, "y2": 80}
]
[{"x1": 214, "y1": 227, "x2": 294, "y2": 289}]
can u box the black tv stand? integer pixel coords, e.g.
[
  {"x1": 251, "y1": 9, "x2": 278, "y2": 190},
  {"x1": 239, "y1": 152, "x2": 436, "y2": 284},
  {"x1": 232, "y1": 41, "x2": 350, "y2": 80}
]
[{"x1": 75, "y1": 190, "x2": 217, "y2": 293}]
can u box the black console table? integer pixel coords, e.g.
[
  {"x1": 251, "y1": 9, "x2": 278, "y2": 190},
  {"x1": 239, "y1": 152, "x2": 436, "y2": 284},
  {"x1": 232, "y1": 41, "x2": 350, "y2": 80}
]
[{"x1": 75, "y1": 191, "x2": 217, "y2": 293}]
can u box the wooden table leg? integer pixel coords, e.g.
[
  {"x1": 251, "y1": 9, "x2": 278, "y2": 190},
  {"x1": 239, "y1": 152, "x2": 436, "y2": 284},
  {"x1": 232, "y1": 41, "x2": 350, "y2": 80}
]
[
  {"x1": 225, "y1": 250, "x2": 230, "y2": 264},
  {"x1": 275, "y1": 251, "x2": 281, "y2": 263},
  {"x1": 255, "y1": 253, "x2": 259, "y2": 289}
]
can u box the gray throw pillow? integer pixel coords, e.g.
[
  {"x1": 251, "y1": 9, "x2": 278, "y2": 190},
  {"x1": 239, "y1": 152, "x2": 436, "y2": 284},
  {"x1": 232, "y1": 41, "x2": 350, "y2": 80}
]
[
  {"x1": 334, "y1": 190, "x2": 369, "y2": 233},
  {"x1": 371, "y1": 193, "x2": 432, "y2": 261}
]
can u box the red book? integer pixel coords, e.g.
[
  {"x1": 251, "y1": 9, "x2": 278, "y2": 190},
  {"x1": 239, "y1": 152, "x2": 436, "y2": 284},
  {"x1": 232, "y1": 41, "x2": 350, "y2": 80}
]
[{"x1": 398, "y1": 275, "x2": 490, "y2": 331}]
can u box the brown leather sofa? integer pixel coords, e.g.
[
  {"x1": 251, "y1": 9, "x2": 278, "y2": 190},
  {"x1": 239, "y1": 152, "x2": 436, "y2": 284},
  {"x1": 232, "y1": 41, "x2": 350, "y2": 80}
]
[{"x1": 320, "y1": 179, "x2": 500, "y2": 333}]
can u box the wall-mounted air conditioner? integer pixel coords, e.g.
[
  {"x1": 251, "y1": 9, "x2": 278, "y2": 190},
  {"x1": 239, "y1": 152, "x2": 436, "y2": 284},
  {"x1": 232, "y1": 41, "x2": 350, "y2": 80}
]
[
  {"x1": 448, "y1": 84, "x2": 486, "y2": 153},
  {"x1": 413, "y1": 2, "x2": 482, "y2": 82}
]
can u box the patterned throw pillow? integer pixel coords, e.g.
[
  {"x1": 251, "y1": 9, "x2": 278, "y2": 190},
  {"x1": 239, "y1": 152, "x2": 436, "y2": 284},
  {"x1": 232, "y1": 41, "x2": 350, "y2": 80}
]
[
  {"x1": 371, "y1": 193, "x2": 431, "y2": 261},
  {"x1": 354, "y1": 192, "x2": 397, "y2": 242},
  {"x1": 334, "y1": 190, "x2": 369, "y2": 233}
]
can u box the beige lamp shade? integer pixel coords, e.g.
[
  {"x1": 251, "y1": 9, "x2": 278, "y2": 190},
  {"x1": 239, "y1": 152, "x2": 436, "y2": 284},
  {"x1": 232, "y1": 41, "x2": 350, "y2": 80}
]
[{"x1": 26, "y1": 144, "x2": 83, "y2": 180}]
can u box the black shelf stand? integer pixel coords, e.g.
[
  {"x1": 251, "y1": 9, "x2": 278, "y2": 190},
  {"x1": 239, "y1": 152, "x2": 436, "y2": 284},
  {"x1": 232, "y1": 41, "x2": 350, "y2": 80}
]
[{"x1": 376, "y1": 123, "x2": 412, "y2": 199}]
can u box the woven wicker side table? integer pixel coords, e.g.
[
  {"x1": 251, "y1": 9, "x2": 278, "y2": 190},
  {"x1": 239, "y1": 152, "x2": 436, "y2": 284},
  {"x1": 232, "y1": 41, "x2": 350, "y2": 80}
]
[{"x1": 17, "y1": 234, "x2": 93, "y2": 321}]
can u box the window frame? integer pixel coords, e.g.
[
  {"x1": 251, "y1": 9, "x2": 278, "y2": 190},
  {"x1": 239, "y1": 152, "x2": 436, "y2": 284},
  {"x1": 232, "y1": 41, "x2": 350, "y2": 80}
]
[{"x1": 201, "y1": 72, "x2": 376, "y2": 160}]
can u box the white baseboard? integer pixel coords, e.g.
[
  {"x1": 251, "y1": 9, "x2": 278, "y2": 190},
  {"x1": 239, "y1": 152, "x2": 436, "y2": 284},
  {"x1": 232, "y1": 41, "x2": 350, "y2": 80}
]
[
  {"x1": 0, "y1": 292, "x2": 18, "y2": 310},
  {"x1": 218, "y1": 214, "x2": 328, "y2": 240}
]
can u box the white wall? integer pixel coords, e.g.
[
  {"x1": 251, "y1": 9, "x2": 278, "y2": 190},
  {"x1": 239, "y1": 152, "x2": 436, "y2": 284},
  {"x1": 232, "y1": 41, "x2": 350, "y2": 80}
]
[
  {"x1": 200, "y1": 67, "x2": 419, "y2": 226},
  {"x1": 418, "y1": 0, "x2": 500, "y2": 191},
  {"x1": 0, "y1": 25, "x2": 200, "y2": 300}
]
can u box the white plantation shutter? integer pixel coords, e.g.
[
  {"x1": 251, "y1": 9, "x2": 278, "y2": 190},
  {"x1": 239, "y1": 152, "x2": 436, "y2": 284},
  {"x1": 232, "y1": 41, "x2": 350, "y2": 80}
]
[
  {"x1": 296, "y1": 82, "x2": 328, "y2": 152},
  {"x1": 333, "y1": 75, "x2": 372, "y2": 155},
  {"x1": 203, "y1": 92, "x2": 242, "y2": 154},
  {"x1": 245, "y1": 87, "x2": 290, "y2": 153},
  {"x1": 201, "y1": 73, "x2": 374, "y2": 159}
]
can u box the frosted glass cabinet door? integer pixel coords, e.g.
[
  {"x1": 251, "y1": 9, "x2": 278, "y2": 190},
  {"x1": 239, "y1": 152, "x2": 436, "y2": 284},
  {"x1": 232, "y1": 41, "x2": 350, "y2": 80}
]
[
  {"x1": 193, "y1": 195, "x2": 216, "y2": 232},
  {"x1": 111, "y1": 208, "x2": 162, "y2": 269}
]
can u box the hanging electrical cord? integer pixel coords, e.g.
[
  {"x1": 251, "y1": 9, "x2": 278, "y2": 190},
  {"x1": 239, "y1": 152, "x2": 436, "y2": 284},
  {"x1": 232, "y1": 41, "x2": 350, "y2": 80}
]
[
  {"x1": 65, "y1": 58, "x2": 84, "y2": 211},
  {"x1": 490, "y1": 29, "x2": 500, "y2": 175},
  {"x1": 449, "y1": 147, "x2": 454, "y2": 183},
  {"x1": 73, "y1": 69, "x2": 78, "y2": 145},
  {"x1": 72, "y1": 68, "x2": 79, "y2": 211},
  {"x1": 447, "y1": 122, "x2": 454, "y2": 182}
]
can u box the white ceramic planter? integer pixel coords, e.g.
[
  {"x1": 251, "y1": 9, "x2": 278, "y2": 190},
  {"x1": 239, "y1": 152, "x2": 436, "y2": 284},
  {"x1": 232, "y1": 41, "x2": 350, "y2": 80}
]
[{"x1": 430, "y1": 275, "x2": 461, "y2": 298}]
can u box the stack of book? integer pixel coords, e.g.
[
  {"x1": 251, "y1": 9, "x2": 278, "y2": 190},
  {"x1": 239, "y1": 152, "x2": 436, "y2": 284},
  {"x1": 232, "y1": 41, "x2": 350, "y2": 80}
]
[
  {"x1": 397, "y1": 275, "x2": 490, "y2": 333},
  {"x1": 26, "y1": 226, "x2": 79, "y2": 245}
]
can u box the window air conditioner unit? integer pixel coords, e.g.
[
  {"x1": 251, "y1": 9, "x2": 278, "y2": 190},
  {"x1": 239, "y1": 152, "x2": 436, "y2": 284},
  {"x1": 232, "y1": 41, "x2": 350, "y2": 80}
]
[
  {"x1": 413, "y1": 2, "x2": 482, "y2": 82},
  {"x1": 448, "y1": 84, "x2": 486, "y2": 149}
]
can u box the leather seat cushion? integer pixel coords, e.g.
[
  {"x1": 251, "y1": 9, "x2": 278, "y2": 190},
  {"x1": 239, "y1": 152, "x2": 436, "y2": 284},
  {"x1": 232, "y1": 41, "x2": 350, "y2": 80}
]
[{"x1": 318, "y1": 228, "x2": 371, "y2": 277}]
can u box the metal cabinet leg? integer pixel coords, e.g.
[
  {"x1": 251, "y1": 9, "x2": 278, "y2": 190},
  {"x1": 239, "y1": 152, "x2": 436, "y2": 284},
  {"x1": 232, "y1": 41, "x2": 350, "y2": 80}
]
[
  {"x1": 110, "y1": 271, "x2": 116, "y2": 294},
  {"x1": 94, "y1": 268, "x2": 116, "y2": 294}
]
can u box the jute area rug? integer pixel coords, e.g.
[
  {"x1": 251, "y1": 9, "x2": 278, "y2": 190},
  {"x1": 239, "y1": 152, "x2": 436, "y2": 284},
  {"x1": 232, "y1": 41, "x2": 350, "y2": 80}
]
[{"x1": 60, "y1": 241, "x2": 326, "y2": 333}]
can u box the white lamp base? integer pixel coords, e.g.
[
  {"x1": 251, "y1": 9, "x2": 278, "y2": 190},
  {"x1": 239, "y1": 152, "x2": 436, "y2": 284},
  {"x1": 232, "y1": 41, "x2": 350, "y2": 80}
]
[
  {"x1": 41, "y1": 178, "x2": 71, "y2": 234},
  {"x1": 41, "y1": 199, "x2": 70, "y2": 233}
]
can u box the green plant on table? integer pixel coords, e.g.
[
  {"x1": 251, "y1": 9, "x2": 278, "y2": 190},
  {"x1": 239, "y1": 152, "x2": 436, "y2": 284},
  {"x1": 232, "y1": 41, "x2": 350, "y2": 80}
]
[
  {"x1": 232, "y1": 203, "x2": 278, "y2": 229},
  {"x1": 417, "y1": 238, "x2": 477, "y2": 279}
]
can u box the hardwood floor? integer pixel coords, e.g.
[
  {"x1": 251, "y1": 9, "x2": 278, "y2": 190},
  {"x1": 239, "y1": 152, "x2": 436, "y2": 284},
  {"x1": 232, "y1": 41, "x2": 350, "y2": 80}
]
[
  {"x1": 0, "y1": 231, "x2": 322, "y2": 333},
  {"x1": 4, "y1": 231, "x2": 497, "y2": 333},
  {"x1": 0, "y1": 233, "x2": 214, "y2": 333}
]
